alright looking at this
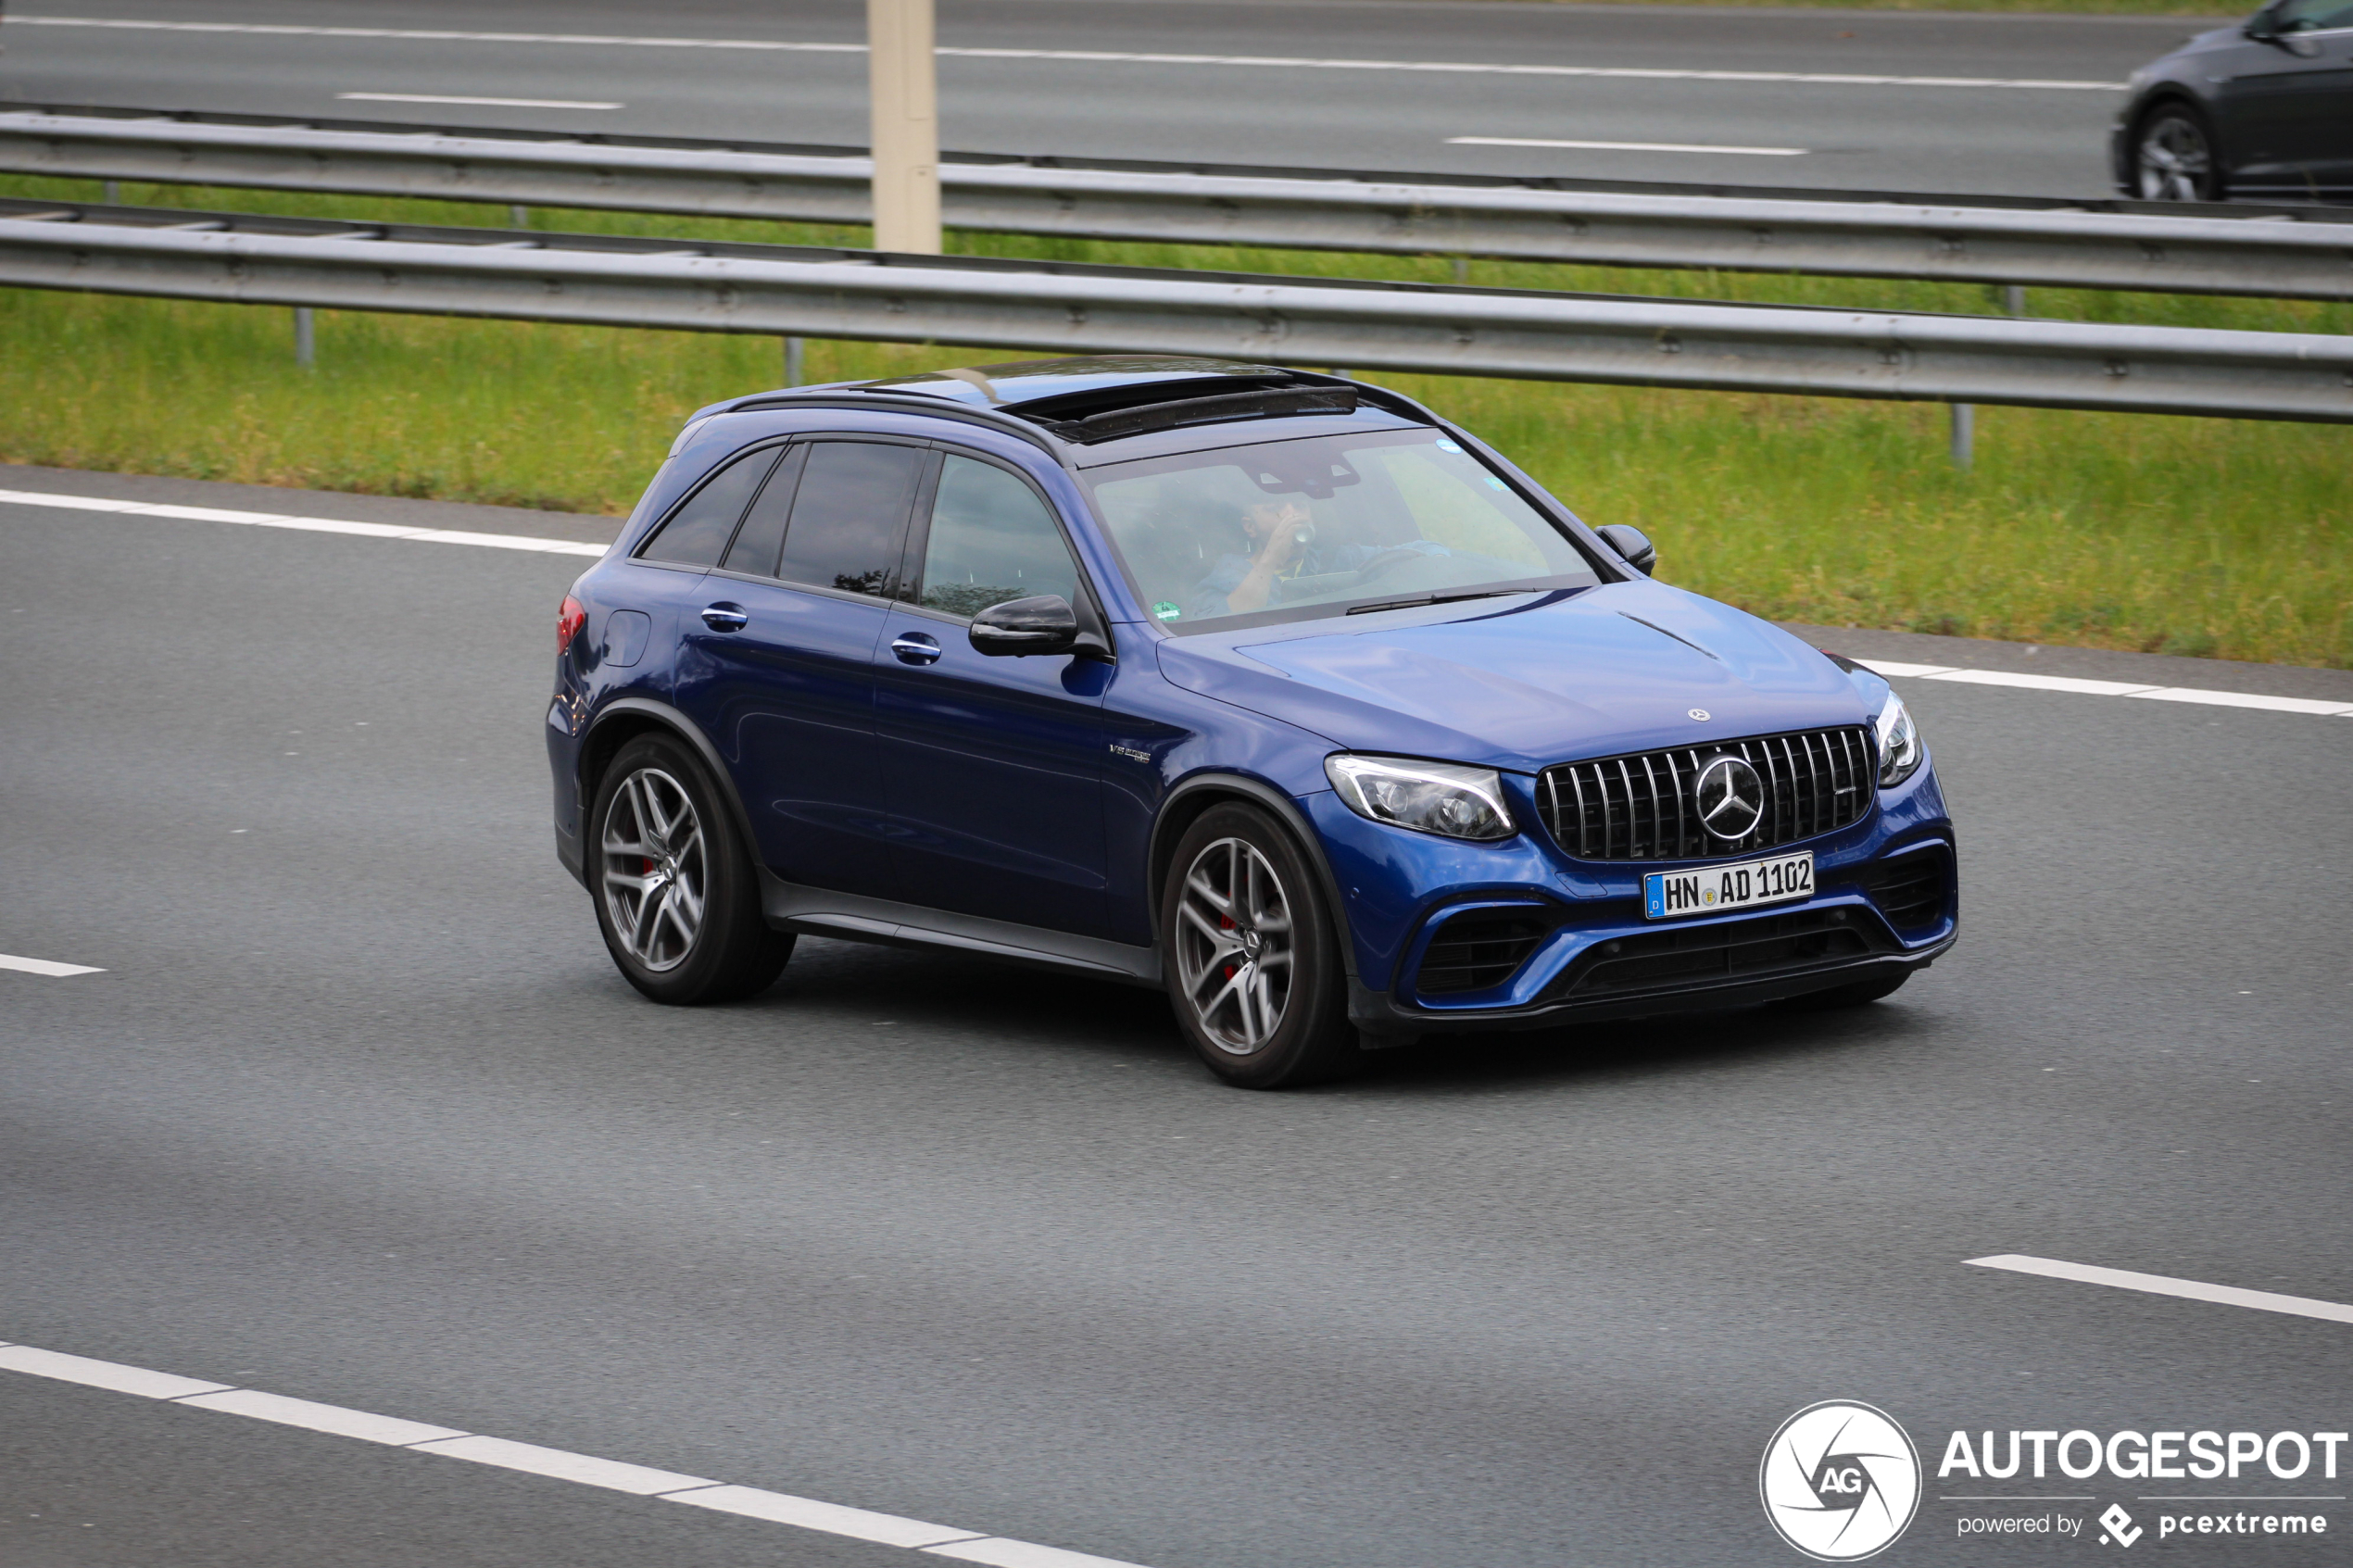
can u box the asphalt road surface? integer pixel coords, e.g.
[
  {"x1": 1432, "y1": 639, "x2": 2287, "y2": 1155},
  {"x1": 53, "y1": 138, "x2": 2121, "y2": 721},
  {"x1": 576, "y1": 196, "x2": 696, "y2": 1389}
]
[
  {"x1": 3, "y1": 464, "x2": 2349, "y2": 1568},
  {"x1": 1, "y1": 0, "x2": 2233, "y2": 199}
]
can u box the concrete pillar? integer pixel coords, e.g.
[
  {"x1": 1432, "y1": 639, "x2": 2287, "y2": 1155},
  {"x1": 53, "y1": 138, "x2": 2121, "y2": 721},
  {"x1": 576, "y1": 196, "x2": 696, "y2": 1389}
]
[{"x1": 867, "y1": 0, "x2": 941, "y2": 255}]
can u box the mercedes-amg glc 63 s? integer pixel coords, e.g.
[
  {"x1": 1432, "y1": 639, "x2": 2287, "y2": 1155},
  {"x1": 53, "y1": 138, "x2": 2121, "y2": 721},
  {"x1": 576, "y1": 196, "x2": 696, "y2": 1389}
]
[{"x1": 547, "y1": 358, "x2": 1957, "y2": 1087}]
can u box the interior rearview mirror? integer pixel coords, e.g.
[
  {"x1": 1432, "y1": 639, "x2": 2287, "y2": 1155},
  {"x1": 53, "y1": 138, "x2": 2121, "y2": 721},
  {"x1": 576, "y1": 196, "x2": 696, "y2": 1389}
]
[{"x1": 1595, "y1": 523, "x2": 1658, "y2": 577}]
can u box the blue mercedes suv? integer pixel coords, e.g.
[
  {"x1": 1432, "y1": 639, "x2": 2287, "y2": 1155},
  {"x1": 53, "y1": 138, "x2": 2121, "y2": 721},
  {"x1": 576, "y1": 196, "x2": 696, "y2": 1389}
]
[{"x1": 547, "y1": 358, "x2": 1956, "y2": 1087}]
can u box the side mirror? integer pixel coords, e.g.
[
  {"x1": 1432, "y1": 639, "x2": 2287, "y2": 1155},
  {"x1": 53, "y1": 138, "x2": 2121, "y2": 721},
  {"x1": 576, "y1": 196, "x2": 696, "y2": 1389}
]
[
  {"x1": 1595, "y1": 523, "x2": 1657, "y2": 577},
  {"x1": 975, "y1": 593, "x2": 1117, "y2": 661}
]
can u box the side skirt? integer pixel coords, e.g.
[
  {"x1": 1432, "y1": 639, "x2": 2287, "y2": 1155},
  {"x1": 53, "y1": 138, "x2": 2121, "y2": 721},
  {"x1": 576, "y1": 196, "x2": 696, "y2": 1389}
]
[{"x1": 758, "y1": 870, "x2": 1163, "y2": 987}]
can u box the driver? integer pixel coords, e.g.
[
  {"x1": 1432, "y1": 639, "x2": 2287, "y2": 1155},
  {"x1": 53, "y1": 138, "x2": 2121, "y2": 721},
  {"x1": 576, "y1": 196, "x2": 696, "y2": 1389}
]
[{"x1": 1182, "y1": 500, "x2": 1445, "y2": 621}]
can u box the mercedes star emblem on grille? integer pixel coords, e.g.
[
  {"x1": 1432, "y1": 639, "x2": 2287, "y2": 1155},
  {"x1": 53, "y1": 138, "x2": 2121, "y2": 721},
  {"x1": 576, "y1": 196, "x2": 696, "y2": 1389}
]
[{"x1": 1695, "y1": 755, "x2": 1766, "y2": 841}]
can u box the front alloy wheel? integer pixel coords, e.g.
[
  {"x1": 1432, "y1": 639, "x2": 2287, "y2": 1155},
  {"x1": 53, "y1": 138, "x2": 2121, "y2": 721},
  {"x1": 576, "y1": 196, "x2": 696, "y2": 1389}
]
[
  {"x1": 2134, "y1": 107, "x2": 2219, "y2": 203},
  {"x1": 1175, "y1": 836, "x2": 1296, "y2": 1053},
  {"x1": 1161, "y1": 803, "x2": 1361, "y2": 1088}
]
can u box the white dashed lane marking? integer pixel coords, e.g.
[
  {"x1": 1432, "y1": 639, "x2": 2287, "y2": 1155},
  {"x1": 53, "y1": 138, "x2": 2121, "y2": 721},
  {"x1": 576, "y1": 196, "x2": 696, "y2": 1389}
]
[
  {"x1": 0, "y1": 952, "x2": 105, "y2": 977},
  {"x1": 1449, "y1": 136, "x2": 1809, "y2": 157},
  {"x1": 0, "y1": 1339, "x2": 1151, "y2": 1568},
  {"x1": 1969, "y1": 1255, "x2": 2353, "y2": 1327},
  {"x1": 337, "y1": 92, "x2": 624, "y2": 109},
  {"x1": 2, "y1": 16, "x2": 2132, "y2": 92}
]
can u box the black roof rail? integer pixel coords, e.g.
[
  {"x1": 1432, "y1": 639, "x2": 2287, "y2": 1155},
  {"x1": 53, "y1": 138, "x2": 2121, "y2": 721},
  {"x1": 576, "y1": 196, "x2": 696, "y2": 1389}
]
[
  {"x1": 717, "y1": 389, "x2": 1068, "y2": 456},
  {"x1": 723, "y1": 370, "x2": 1441, "y2": 456}
]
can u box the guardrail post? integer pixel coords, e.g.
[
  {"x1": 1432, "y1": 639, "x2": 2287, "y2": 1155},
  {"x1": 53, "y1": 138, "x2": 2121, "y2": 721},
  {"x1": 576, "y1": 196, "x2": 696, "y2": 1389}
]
[
  {"x1": 784, "y1": 335, "x2": 805, "y2": 387},
  {"x1": 510, "y1": 204, "x2": 530, "y2": 230},
  {"x1": 293, "y1": 307, "x2": 315, "y2": 368},
  {"x1": 868, "y1": 0, "x2": 941, "y2": 255},
  {"x1": 1948, "y1": 285, "x2": 2023, "y2": 468},
  {"x1": 102, "y1": 179, "x2": 120, "y2": 204}
]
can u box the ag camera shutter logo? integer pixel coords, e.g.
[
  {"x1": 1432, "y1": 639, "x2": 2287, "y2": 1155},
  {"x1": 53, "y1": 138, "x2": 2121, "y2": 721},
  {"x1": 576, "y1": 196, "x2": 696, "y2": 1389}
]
[{"x1": 1760, "y1": 1400, "x2": 1922, "y2": 1561}]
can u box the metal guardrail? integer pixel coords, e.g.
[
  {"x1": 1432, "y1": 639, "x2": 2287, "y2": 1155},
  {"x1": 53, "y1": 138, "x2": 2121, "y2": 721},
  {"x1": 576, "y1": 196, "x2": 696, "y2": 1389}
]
[
  {"x1": 4, "y1": 201, "x2": 2347, "y2": 423},
  {"x1": 4, "y1": 108, "x2": 2351, "y2": 302}
]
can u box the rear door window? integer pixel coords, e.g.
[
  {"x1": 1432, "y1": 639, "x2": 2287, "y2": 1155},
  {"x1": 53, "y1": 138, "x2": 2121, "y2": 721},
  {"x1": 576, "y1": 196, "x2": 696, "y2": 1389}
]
[
  {"x1": 635, "y1": 446, "x2": 779, "y2": 567},
  {"x1": 915, "y1": 454, "x2": 1082, "y2": 619},
  {"x1": 777, "y1": 441, "x2": 927, "y2": 599}
]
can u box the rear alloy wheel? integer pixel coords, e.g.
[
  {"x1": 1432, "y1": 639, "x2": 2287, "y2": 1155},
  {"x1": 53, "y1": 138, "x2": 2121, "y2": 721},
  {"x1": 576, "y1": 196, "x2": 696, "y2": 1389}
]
[
  {"x1": 2133, "y1": 107, "x2": 2221, "y2": 203},
  {"x1": 1163, "y1": 803, "x2": 1361, "y2": 1089},
  {"x1": 591, "y1": 734, "x2": 793, "y2": 1004}
]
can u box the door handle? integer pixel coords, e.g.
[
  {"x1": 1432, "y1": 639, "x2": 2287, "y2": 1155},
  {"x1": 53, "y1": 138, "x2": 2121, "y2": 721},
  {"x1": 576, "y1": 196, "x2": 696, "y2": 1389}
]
[
  {"x1": 700, "y1": 602, "x2": 749, "y2": 632},
  {"x1": 890, "y1": 632, "x2": 942, "y2": 666}
]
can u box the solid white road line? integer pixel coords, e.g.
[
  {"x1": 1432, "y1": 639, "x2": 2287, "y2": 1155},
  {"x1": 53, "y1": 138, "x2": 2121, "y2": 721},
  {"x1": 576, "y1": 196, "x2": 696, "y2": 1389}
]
[
  {"x1": 0, "y1": 1345, "x2": 230, "y2": 1399},
  {"x1": 0, "y1": 952, "x2": 106, "y2": 977},
  {"x1": 0, "y1": 1336, "x2": 1149, "y2": 1567},
  {"x1": 1450, "y1": 136, "x2": 1807, "y2": 156},
  {"x1": 670, "y1": 1486, "x2": 983, "y2": 1549},
  {"x1": 337, "y1": 93, "x2": 623, "y2": 109},
  {"x1": 2, "y1": 17, "x2": 2131, "y2": 92},
  {"x1": 3, "y1": 488, "x2": 2341, "y2": 721},
  {"x1": 1969, "y1": 1255, "x2": 2353, "y2": 1327},
  {"x1": 927, "y1": 1539, "x2": 1155, "y2": 1568},
  {"x1": 405, "y1": 1435, "x2": 721, "y2": 1496},
  {"x1": 174, "y1": 1387, "x2": 468, "y2": 1445},
  {"x1": 1856, "y1": 659, "x2": 2353, "y2": 719},
  {"x1": 0, "y1": 488, "x2": 608, "y2": 557}
]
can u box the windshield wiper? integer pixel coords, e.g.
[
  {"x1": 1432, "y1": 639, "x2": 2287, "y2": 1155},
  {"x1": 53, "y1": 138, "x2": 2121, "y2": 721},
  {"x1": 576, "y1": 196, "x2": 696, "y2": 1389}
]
[{"x1": 1345, "y1": 588, "x2": 1525, "y2": 616}]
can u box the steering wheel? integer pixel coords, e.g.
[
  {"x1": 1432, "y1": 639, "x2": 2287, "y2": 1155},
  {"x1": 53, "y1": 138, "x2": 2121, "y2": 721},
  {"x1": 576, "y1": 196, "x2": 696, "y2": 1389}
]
[{"x1": 1348, "y1": 546, "x2": 1436, "y2": 586}]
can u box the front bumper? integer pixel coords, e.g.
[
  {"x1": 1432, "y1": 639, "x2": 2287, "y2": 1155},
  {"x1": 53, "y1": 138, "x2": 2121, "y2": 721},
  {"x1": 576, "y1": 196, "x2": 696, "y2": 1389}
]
[{"x1": 1312, "y1": 762, "x2": 1957, "y2": 1034}]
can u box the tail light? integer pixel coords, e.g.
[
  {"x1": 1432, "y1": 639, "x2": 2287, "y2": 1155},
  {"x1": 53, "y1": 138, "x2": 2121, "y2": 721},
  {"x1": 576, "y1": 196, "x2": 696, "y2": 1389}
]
[{"x1": 558, "y1": 595, "x2": 588, "y2": 656}]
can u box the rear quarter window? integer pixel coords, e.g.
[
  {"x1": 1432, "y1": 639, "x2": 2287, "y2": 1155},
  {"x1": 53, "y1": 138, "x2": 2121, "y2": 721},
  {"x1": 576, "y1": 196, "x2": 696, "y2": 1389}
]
[{"x1": 636, "y1": 447, "x2": 778, "y2": 567}]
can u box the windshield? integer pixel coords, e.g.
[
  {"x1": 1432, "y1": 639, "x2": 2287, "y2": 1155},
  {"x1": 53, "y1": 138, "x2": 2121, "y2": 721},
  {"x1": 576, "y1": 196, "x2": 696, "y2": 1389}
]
[{"x1": 1084, "y1": 427, "x2": 1600, "y2": 633}]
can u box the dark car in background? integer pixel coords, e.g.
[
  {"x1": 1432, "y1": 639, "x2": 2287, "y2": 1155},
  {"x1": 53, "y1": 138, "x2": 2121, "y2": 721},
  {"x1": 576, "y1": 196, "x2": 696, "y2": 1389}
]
[
  {"x1": 2115, "y1": 0, "x2": 2353, "y2": 202},
  {"x1": 547, "y1": 358, "x2": 1957, "y2": 1089}
]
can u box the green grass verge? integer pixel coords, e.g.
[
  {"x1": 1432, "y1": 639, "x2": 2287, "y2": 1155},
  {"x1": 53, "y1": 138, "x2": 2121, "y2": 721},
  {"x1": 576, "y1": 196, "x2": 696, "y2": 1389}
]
[{"x1": 3, "y1": 177, "x2": 2346, "y2": 667}]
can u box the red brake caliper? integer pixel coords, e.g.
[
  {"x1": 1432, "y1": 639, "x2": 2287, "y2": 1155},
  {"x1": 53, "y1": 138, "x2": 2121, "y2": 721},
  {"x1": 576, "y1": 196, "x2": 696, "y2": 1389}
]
[{"x1": 1221, "y1": 914, "x2": 1237, "y2": 979}]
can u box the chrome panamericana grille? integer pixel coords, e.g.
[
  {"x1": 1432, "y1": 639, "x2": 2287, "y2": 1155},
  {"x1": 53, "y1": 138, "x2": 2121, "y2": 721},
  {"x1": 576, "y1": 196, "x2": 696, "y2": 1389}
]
[{"x1": 1537, "y1": 726, "x2": 1873, "y2": 861}]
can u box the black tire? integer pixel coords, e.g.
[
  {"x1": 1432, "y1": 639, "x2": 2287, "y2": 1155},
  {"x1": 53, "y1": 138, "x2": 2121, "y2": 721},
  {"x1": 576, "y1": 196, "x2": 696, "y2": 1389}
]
[
  {"x1": 1778, "y1": 969, "x2": 1911, "y2": 1010},
  {"x1": 2133, "y1": 104, "x2": 2223, "y2": 203},
  {"x1": 589, "y1": 733, "x2": 793, "y2": 1005},
  {"x1": 1161, "y1": 802, "x2": 1361, "y2": 1089}
]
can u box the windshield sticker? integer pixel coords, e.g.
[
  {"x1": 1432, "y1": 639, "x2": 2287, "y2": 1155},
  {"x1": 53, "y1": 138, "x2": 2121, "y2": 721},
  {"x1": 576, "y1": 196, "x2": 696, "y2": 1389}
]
[
  {"x1": 1434, "y1": 436, "x2": 1464, "y2": 453},
  {"x1": 1152, "y1": 601, "x2": 1183, "y2": 620}
]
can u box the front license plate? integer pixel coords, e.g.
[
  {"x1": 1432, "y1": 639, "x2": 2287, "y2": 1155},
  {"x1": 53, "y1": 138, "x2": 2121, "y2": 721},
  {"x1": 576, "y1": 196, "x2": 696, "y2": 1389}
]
[{"x1": 1643, "y1": 852, "x2": 1814, "y2": 921}]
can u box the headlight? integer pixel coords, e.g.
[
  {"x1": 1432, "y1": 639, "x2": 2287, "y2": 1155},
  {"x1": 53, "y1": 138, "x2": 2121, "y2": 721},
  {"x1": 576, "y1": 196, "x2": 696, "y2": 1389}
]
[
  {"x1": 1876, "y1": 693, "x2": 1924, "y2": 787},
  {"x1": 1325, "y1": 755, "x2": 1516, "y2": 841}
]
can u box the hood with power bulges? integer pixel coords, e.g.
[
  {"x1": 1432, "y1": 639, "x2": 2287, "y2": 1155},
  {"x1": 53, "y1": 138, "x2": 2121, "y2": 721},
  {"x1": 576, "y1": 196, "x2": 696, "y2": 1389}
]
[{"x1": 1154, "y1": 581, "x2": 1870, "y2": 772}]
